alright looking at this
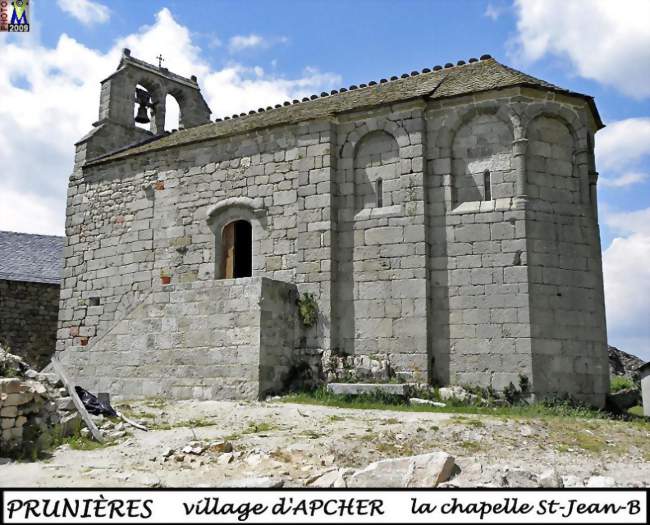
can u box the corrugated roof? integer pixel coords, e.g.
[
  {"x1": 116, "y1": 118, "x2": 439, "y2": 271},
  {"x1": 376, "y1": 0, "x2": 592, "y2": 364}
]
[
  {"x1": 0, "y1": 231, "x2": 64, "y2": 285},
  {"x1": 87, "y1": 56, "x2": 601, "y2": 166}
]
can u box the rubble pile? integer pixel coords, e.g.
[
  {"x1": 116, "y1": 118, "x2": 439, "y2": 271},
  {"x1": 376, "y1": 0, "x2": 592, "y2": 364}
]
[
  {"x1": 0, "y1": 347, "x2": 79, "y2": 456},
  {"x1": 154, "y1": 439, "x2": 236, "y2": 468},
  {"x1": 322, "y1": 350, "x2": 393, "y2": 383}
]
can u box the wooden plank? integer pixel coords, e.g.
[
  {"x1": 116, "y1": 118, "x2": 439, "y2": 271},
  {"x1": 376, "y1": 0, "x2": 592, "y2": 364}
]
[
  {"x1": 223, "y1": 221, "x2": 235, "y2": 278},
  {"x1": 51, "y1": 358, "x2": 104, "y2": 443},
  {"x1": 117, "y1": 410, "x2": 148, "y2": 432}
]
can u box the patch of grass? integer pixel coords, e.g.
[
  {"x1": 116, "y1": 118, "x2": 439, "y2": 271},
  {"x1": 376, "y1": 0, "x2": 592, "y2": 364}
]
[
  {"x1": 0, "y1": 364, "x2": 19, "y2": 378},
  {"x1": 556, "y1": 429, "x2": 607, "y2": 454},
  {"x1": 187, "y1": 418, "x2": 214, "y2": 428},
  {"x1": 382, "y1": 418, "x2": 400, "y2": 425},
  {"x1": 11, "y1": 420, "x2": 117, "y2": 461},
  {"x1": 149, "y1": 423, "x2": 174, "y2": 431},
  {"x1": 628, "y1": 406, "x2": 645, "y2": 417},
  {"x1": 459, "y1": 440, "x2": 482, "y2": 453},
  {"x1": 65, "y1": 434, "x2": 119, "y2": 451},
  {"x1": 243, "y1": 421, "x2": 276, "y2": 434},
  {"x1": 142, "y1": 396, "x2": 167, "y2": 409},
  {"x1": 327, "y1": 415, "x2": 346, "y2": 422},
  {"x1": 278, "y1": 387, "x2": 610, "y2": 421},
  {"x1": 131, "y1": 411, "x2": 157, "y2": 420},
  {"x1": 149, "y1": 417, "x2": 215, "y2": 431},
  {"x1": 449, "y1": 416, "x2": 485, "y2": 428},
  {"x1": 301, "y1": 429, "x2": 324, "y2": 439},
  {"x1": 610, "y1": 376, "x2": 637, "y2": 393},
  {"x1": 375, "y1": 440, "x2": 417, "y2": 457}
]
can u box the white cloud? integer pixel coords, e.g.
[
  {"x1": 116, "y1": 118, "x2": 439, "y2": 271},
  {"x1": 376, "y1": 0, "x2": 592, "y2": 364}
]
[
  {"x1": 602, "y1": 208, "x2": 650, "y2": 360},
  {"x1": 0, "y1": 8, "x2": 340, "y2": 236},
  {"x1": 204, "y1": 65, "x2": 340, "y2": 117},
  {"x1": 484, "y1": 3, "x2": 503, "y2": 21},
  {"x1": 228, "y1": 34, "x2": 289, "y2": 53},
  {"x1": 57, "y1": 0, "x2": 110, "y2": 26},
  {"x1": 512, "y1": 0, "x2": 650, "y2": 98},
  {"x1": 208, "y1": 36, "x2": 222, "y2": 49},
  {"x1": 600, "y1": 172, "x2": 647, "y2": 188},
  {"x1": 595, "y1": 117, "x2": 650, "y2": 187},
  {"x1": 603, "y1": 207, "x2": 650, "y2": 237},
  {"x1": 229, "y1": 34, "x2": 264, "y2": 52},
  {"x1": 596, "y1": 117, "x2": 650, "y2": 171},
  {"x1": 0, "y1": 190, "x2": 64, "y2": 236}
]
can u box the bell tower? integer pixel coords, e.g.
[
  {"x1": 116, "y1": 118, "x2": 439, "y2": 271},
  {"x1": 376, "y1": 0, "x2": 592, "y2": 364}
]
[{"x1": 75, "y1": 48, "x2": 212, "y2": 165}]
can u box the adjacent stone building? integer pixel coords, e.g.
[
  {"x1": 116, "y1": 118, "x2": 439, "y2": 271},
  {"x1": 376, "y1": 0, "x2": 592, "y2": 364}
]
[
  {"x1": 0, "y1": 231, "x2": 64, "y2": 369},
  {"x1": 55, "y1": 50, "x2": 609, "y2": 405}
]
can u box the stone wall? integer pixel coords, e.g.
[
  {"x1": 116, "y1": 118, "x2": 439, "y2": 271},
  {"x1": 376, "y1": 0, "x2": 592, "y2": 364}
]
[
  {"x1": 334, "y1": 105, "x2": 429, "y2": 382},
  {"x1": 427, "y1": 101, "x2": 533, "y2": 391},
  {"x1": 0, "y1": 279, "x2": 60, "y2": 370},
  {"x1": 57, "y1": 277, "x2": 298, "y2": 400},
  {"x1": 425, "y1": 89, "x2": 607, "y2": 404},
  {"x1": 58, "y1": 122, "x2": 332, "y2": 358},
  {"x1": 525, "y1": 115, "x2": 608, "y2": 405}
]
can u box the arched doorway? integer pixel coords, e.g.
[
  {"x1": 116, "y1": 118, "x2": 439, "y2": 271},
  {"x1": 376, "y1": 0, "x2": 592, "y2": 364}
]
[{"x1": 221, "y1": 220, "x2": 252, "y2": 278}]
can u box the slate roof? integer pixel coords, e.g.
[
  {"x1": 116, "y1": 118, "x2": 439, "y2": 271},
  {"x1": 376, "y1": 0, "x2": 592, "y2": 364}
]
[
  {"x1": 88, "y1": 56, "x2": 602, "y2": 166},
  {"x1": 0, "y1": 231, "x2": 64, "y2": 285}
]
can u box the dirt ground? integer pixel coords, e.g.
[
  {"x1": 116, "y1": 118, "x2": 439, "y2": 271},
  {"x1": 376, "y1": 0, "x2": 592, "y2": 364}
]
[{"x1": 2, "y1": 399, "x2": 649, "y2": 487}]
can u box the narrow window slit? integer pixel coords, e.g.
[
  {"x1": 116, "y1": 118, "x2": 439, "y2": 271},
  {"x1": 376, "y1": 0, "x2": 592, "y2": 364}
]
[
  {"x1": 483, "y1": 170, "x2": 492, "y2": 201},
  {"x1": 376, "y1": 178, "x2": 383, "y2": 207}
]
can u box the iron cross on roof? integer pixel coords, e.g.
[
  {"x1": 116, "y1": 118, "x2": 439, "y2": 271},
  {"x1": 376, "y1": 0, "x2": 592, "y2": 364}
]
[{"x1": 156, "y1": 54, "x2": 164, "y2": 68}]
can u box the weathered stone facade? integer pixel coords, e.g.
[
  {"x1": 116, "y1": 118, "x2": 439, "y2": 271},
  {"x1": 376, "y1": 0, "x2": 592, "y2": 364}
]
[
  {"x1": 58, "y1": 278, "x2": 298, "y2": 400},
  {"x1": 55, "y1": 51, "x2": 609, "y2": 405},
  {"x1": 0, "y1": 280, "x2": 60, "y2": 370}
]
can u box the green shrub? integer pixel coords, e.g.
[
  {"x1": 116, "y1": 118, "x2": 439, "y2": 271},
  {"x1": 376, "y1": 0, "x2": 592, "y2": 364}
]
[
  {"x1": 297, "y1": 293, "x2": 318, "y2": 328},
  {"x1": 610, "y1": 376, "x2": 637, "y2": 393}
]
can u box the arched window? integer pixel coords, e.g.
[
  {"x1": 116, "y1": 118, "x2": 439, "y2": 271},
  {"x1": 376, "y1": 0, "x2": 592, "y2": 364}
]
[
  {"x1": 483, "y1": 170, "x2": 492, "y2": 201},
  {"x1": 164, "y1": 93, "x2": 181, "y2": 132},
  {"x1": 221, "y1": 220, "x2": 252, "y2": 278},
  {"x1": 376, "y1": 178, "x2": 383, "y2": 208}
]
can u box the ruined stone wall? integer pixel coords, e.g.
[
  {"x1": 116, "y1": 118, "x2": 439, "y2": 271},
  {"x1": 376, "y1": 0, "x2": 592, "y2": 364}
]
[
  {"x1": 58, "y1": 278, "x2": 298, "y2": 400},
  {"x1": 0, "y1": 349, "x2": 77, "y2": 456},
  {"x1": 0, "y1": 280, "x2": 60, "y2": 370}
]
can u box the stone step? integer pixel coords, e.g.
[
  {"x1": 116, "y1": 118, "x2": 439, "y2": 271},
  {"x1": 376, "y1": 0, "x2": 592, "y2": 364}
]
[{"x1": 326, "y1": 382, "x2": 411, "y2": 397}]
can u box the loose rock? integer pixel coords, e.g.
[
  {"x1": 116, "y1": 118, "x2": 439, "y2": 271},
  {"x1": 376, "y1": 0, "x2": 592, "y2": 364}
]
[
  {"x1": 347, "y1": 451, "x2": 456, "y2": 488},
  {"x1": 410, "y1": 398, "x2": 446, "y2": 407}
]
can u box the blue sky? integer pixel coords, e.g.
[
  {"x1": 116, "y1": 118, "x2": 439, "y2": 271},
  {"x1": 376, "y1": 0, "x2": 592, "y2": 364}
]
[{"x1": 0, "y1": 0, "x2": 648, "y2": 358}]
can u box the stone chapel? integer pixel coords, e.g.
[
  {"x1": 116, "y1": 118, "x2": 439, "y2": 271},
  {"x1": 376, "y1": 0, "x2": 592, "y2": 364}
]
[{"x1": 55, "y1": 49, "x2": 609, "y2": 406}]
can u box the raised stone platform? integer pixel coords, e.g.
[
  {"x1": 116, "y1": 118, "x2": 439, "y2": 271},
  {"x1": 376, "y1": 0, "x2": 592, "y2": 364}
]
[{"x1": 55, "y1": 278, "x2": 298, "y2": 401}]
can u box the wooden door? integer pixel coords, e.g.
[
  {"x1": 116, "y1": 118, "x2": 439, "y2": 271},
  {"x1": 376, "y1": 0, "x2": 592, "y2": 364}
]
[{"x1": 222, "y1": 222, "x2": 235, "y2": 278}]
